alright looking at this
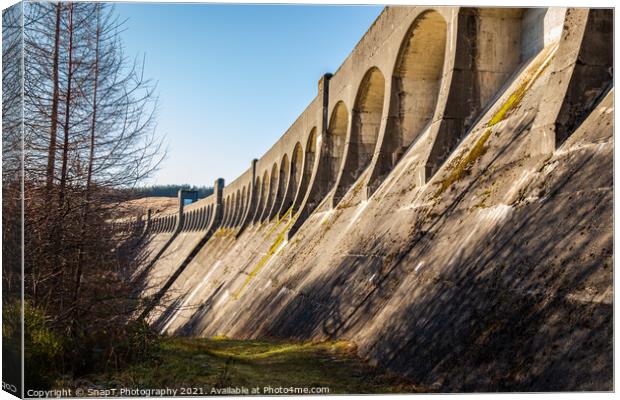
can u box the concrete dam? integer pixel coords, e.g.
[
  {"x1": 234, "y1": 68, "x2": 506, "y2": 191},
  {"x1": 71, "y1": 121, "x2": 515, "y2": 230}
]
[{"x1": 122, "y1": 7, "x2": 613, "y2": 391}]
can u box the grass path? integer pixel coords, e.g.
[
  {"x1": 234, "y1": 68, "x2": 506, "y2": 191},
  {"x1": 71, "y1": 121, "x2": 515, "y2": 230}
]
[{"x1": 76, "y1": 337, "x2": 424, "y2": 395}]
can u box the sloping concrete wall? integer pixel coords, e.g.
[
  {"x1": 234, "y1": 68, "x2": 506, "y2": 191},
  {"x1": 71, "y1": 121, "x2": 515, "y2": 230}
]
[{"x1": 124, "y1": 6, "x2": 613, "y2": 391}]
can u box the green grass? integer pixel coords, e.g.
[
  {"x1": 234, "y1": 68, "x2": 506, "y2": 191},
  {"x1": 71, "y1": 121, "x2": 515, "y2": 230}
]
[{"x1": 74, "y1": 337, "x2": 425, "y2": 394}]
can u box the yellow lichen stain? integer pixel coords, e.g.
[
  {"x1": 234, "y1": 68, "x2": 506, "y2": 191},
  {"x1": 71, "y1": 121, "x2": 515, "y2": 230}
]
[
  {"x1": 435, "y1": 128, "x2": 492, "y2": 197},
  {"x1": 232, "y1": 208, "x2": 295, "y2": 300},
  {"x1": 213, "y1": 227, "x2": 235, "y2": 238},
  {"x1": 472, "y1": 187, "x2": 493, "y2": 210},
  {"x1": 264, "y1": 207, "x2": 292, "y2": 238},
  {"x1": 434, "y1": 49, "x2": 555, "y2": 198},
  {"x1": 488, "y1": 50, "x2": 553, "y2": 127}
]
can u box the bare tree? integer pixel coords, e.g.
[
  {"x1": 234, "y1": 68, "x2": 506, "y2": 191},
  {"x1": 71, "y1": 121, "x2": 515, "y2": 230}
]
[
  {"x1": 2, "y1": 1, "x2": 24, "y2": 301},
  {"x1": 17, "y1": 1, "x2": 165, "y2": 382}
]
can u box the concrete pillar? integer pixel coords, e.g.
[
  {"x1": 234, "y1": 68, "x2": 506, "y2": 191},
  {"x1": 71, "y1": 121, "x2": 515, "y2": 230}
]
[
  {"x1": 287, "y1": 73, "x2": 331, "y2": 239},
  {"x1": 176, "y1": 189, "x2": 198, "y2": 232},
  {"x1": 277, "y1": 157, "x2": 296, "y2": 219},
  {"x1": 144, "y1": 209, "x2": 152, "y2": 235},
  {"x1": 251, "y1": 173, "x2": 266, "y2": 224},
  {"x1": 269, "y1": 157, "x2": 288, "y2": 220},
  {"x1": 238, "y1": 159, "x2": 257, "y2": 234},
  {"x1": 212, "y1": 178, "x2": 225, "y2": 229},
  {"x1": 530, "y1": 8, "x2": 613, "y2": 156},
  {"x1": 259, "y1": 164, "x2": 277, "y2": 222},
  {"x1": 288, "y1": 143, "x2": 308, "y2": 214},
  {"x1": 332, "y1": 68, "x2": 386, "y2": 207}
]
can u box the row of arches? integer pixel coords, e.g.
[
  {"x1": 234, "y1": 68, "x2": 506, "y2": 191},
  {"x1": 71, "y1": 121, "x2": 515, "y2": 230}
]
[
  {"x1": 150, "y1": 214, "x2": 178, "y2": 234},
  {"x1": 214, "y1": 10, "x2": 452, "y2": 225},
  {"x1": 322, "y1": 8, "x2": 559, "y2": 205},
  {"x1": 181, "y1": 204, "x2": 215, "y2": 232},
  {"x1": 145, "y1": 8, "x2": 567, "y2": 237},
  {"x1": 147, "y1": 203, "x2": 216, "y2": 235},
  {"x1": 113, "y1": 218, "x2": 145, "y2": 234},
  {"x1": 332, "y1": 10, "x2": 447, "y2": 203},
  {"x1": 221, "y1": 184, "x2": 249, "y2": 228},
  {"x1": 219, "y1": 128, "x2": 318, "y2": 229}
]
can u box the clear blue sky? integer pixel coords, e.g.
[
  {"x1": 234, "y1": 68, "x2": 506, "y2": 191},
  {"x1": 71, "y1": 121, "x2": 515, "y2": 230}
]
[{"x1": 114, "y1": 3, "x2": 383, "y2": 187}]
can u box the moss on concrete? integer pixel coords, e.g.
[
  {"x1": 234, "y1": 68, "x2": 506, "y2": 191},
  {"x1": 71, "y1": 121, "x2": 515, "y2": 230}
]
[
  {"x1": 233, "y1": 208, "x2": 295, "y2": 300},
  {"x1": 435, "y1": 128, "x2": 493, "y2": 197},
  {"x1": 434, "y1": 49, "x2": 555, "y2": 198}
]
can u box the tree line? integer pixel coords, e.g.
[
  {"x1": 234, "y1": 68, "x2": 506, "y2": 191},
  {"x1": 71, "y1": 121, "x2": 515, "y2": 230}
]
[
  {"x1": 3, "y1": 2, "x2": 164, "y2": 390},
  {"x1": 129, "y1": 184, "x2": 214, "y2": 199}
]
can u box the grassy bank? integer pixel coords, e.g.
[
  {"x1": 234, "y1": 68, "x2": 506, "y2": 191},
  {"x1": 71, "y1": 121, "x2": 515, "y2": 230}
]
[{"x1": 63, "y1": 337, "x2": 424, "y2": 395}]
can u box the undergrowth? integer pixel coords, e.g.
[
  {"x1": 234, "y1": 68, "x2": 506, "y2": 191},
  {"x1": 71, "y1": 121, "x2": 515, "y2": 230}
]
[{"x1": 74, "y1": 337, "x2": 425, "y2": 394}]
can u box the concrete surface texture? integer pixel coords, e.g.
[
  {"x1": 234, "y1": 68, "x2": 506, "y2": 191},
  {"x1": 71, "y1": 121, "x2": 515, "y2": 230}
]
[{"x1": 122, "y1": 6, "x2": 613, "y2": 391}]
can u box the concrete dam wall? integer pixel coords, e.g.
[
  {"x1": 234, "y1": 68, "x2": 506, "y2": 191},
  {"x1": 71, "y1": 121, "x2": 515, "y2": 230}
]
[{"x1": 122, "y1": 7, "x2": 613, "y2": 391}]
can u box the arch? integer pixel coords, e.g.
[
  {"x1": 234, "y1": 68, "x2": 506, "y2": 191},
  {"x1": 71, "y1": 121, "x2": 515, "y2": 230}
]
[
  {"x1": 256, "y1": 171, "x2": 270, "y2": 223},
  {"x1": 251, "y1": 176, "x2": 262, "y2": 223},
  {"x1": 425, "y1": 8, "x2": 569, "y2": 180},
  {"x1": 204, "y1": 205, "x2": 211, "y2": 229},
  {"x1": 190, "y1": 210, "x2": 196, "y2": 231},
  {"x1": 327, "y1": 104, "x2": 348, "y2": 190},
  {"x1": 288, "y1": 141, "x2": 305, "y2": 212},
  {"x1": 301, "y1": 128, "x2": 318, "y2": 202},
  {"x1": 241, "y1": 181, "x2": 255, "y2": 227},
  {"x1": 230, "y1": 192, "x2": 238, "y2": 227},
  {"x1": 246, "y1": 182, "x2": 253, "y2": 222},
  {"x1": 221, "y1": 199, "x2": 227, "y2": 228},
  {"x1": 272, "y1": 153, "x2": 290, "y2": 218},
  {"x1": 196, "y1": 208, "x2": 204, "y2": 230},
  {"x1": 237, "y1": 185, "x2": 247, "y2": 226},
  {"x1": 229, "y1": 194, "x2": 236, "y2": 227},
  {"x1": 195, "y1": 209, "x2": 201, "y2": 231},
  {"x1": 184, "y1": 211, "x2": 192, "y2": 231},
  {"x1": 372, "y1": 11, "x2": 447, "y2": 191},
  {"x1": 201, "y1": 205, "x2": 211, "y2": 230},
  {"x1": 227, "y1": 193, "x2": 235, "y2": 228},
  {"x1": 223, "y1": 196, "x2": 231, "y2": 228},
  {"x1": 202, "y1": 206, "x2": 209, "y2": 230},
  {"x1": 210, "y1": 204, "x2": 215, "y2": 228},
  {"x1": 192, "y1": 209, "x2": 199, "y2": 231},
  {"x1": 261, "y1": 163, "x2": 279, "y2": 221},
  {"x1": 233, "y1": 189, "x2": 242, "y2": 227},
  {"x1": 334, "y1": 67, "x2": 386, "y2": 204}
]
